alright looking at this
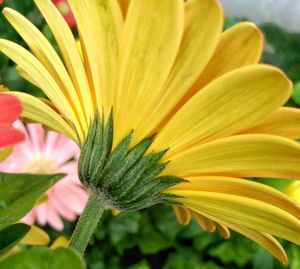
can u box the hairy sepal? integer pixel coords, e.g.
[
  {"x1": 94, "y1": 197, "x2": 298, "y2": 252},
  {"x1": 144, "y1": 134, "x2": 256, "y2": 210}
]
[{"x1": 78, "y1": 112, "x2": 182, "y2": 211}]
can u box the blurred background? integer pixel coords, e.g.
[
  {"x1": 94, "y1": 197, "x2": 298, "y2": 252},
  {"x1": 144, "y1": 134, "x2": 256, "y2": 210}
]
[{"x1": 0, "y1": 0, "x2": 300, "y2": 268}]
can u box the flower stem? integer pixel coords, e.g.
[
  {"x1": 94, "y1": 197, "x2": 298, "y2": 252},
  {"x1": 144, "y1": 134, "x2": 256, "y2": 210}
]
[{"x1": 69, "y1": 189, "x2": 104, "y2": 256}]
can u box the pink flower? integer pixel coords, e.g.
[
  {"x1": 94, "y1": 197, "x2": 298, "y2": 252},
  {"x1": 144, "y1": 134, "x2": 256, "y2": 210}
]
[
  {"x1": 0, "y1": 94, "x2": 24, "y2": 148},
  {"x1": 52, "y1": 0, "x2": 76, "y2": 28},
  {"x1": 0, "y1": 121, "x2": 87, "y2": 230}
]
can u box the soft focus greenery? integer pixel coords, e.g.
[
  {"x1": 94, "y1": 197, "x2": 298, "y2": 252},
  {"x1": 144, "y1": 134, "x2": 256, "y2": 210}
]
[
  {"x1": 47, "y1": 205, "x2": 300, "y2": 269},
  {"x1": 0, "y1": 1, "x2": 300, "y2": 268}
]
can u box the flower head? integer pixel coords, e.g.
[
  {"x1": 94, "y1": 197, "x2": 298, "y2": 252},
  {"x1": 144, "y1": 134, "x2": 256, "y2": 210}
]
[
  {"x1": 0, "y1": 121, "x2": 88, "y2": 230},
  {"x1": 1, "y1": 0, "x2": 300, "y2": 262},
  {"x1": 0, "y1": 93, "x2": 24, "y2": 149}
]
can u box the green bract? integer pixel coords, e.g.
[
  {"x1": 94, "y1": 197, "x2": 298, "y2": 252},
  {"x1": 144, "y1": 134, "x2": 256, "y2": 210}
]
[{"x1": 78, "y1": 113, "x2": 183, "y2": 211}]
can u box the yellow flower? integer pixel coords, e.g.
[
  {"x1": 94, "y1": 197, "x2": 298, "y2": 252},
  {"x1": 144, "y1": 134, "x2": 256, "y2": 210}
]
[
  {"x1": 6, "y1": 225, "x2": 49, "y2": 256},
  {"x1": 1, "y1": 0, "x2": 300, "y2": 263}
]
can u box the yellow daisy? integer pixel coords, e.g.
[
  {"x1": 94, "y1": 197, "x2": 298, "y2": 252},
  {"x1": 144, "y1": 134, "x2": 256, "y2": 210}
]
[{"x1": 1, "y1": 0, "x2": 300, "y2": 263}]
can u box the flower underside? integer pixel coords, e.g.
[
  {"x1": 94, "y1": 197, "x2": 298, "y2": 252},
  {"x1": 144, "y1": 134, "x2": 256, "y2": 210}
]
[{"x1": 79, "y1": 111, "x2": 183, "y2": 211}]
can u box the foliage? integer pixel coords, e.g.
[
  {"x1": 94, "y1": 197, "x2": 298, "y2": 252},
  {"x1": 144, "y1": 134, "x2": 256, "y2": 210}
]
[
  {"x1": 0, "y1": 247, "x2": 85, "y2": 269},
  {"x1": 43, "y1": 205, "x2": 300, "y2": 269},
  {"x1": 0, "y1": 223, "x2": 30, "y2": 255},
  {"x1": 0, "y1": 172, "x2": 63, "y2": 230}
]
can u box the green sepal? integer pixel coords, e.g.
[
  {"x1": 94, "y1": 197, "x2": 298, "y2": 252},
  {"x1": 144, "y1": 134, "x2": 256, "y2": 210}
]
[{"x1": 78, "y1": 112, "x2": 183, "y2": 211}]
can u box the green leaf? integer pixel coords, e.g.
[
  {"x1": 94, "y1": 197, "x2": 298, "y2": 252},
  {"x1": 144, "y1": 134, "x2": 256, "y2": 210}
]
[
  {"x1": 290, "y1": 245, "x2": 300, "y2": 269},
  {"x1": 253, "y1": 248, "x2": 274, "y2": 269},
  {"x1": 178, "y1": 219, "x2": 203, "y2": 239},
  {"x1": 0, "y1": 247, "x2": 85, "y2": 269},
  {"x1": 163, "y1": 247, "x2": 203, "y2": 269},
  {"x1": 0, "y1": 223, "x2": 30, "y2": 256},
  {"x1": 152, "y1": 205, "x2": 183, "y2": 241},
  {"x1": 108, "y1": 212, "x2": 141, "y2": 252},
  {"x1": 207, "y1": 232, "x2": 255, "y2": 267},
  {"x1": 0, "y1": 172, "x2": 63, "y2": 230},
  {"x1": 137, "y1": 214, "x2": 171, "y2": 254},
  {"x1": 127, "y1": 260, "x2": 151, "y2": 269},
  {"x1": 193, "y1": 232, "x2": 220, "y2": 252},
  {"x1": 255, "y1": 178, "x2": 291, "y2": 192},
  {"x1": 292, "y1": 82, "x2": 300, "y2": 106},
  {"x1": 261, "y1": 23, "x2": 300, "y2": 82}
]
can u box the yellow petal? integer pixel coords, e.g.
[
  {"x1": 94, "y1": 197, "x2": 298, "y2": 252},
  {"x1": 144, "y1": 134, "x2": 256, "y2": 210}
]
[
  {"x1": 34, "y1": 0, "x2": 94, "y2": 121},
  {"x1": 0, "y1": 40, "x2": 78, "y2": 125},
  {"x1": 232, "y1": 227, "x2": 288, "y2": 264},
  {"x1": 191, "y1": 209, "x2": 287, "y2": 264},
  {"x1": 217, "y1": 224, "x2": 230, "y2": 239},
  {"x1": 7, "y1": 91, "x2": 77, "y2": 141},
  {"x1": 133, "y1": 0, "x2": 223, "y2": 144},
  {"x1": 3, "y1": 8, "x2": 87, "y2": 132},
  {"x1": 51, "y1": 236, "x2": 69, "y2": 249},
  {"x1": 16, "y1": 66, "x2": 84, "y2": 136},
  {"x1": 20, "y1": 225, "x2": 50, "y2": 245},
  {"x1": 114, "y1": 0, "x2": 184, "y2": 146},
  {"x1": 191, "y1": 22, "x2": 264, "y2": 92},
  {"x1": 172, "y1": 205, "x2": 191, "y2": 225},
  {"x1": 164, "y1": 134, "x2": 300, "y2": 180},
  {"x1": 68, "y1": 0, "x2": 123, "y2": 114},
  {"x1": 169, "y1": 176, "x2": 300, "y2": 219},
  {"x1": 15, "y1": 65, "x2": 41, "y2": 89},
  {"x1": 174, "y1": 191, "x2": 300, "y2": 245},
  {"x1": 118, "y1": 0, "x2": 131, "y2": 18},
  {"x1": 241, "y1": 107, "x2": 300, "y2": 139},
  {"x1": 163, "y1": 134, "x2": 300, "y2": 179},
  {"x1": 151, "y1": 65, "x2": 292, "y2": 156},
  {"x1": 191, "y1": 210, "x2": 216, "y2": 232}
]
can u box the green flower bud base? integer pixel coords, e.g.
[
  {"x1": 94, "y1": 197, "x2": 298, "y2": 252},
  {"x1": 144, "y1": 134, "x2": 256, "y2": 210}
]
[
  {"x1": 70, "y1": 112, "x2": 183, "y2": 255},
  {"x1": 78, "y1": 112, "x2": 182, "y2": 211}
]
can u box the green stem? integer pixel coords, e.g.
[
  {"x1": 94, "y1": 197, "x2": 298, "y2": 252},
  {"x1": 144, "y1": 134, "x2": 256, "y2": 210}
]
[{"x1": 69, "y1": 189, "x2": 104, "y2": 256}]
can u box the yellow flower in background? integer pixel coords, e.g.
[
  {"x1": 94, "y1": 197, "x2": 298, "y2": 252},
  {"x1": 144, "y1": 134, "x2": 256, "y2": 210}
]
[
  {"x1": 1, "y1": 0, "x2": 300, "y2": 263},
  {"x1": 6, "y1": 225, "x2": 49, "y2": 256},
  {"x1": 7, "y1": 225, "x2": 69, "y2": 256}
]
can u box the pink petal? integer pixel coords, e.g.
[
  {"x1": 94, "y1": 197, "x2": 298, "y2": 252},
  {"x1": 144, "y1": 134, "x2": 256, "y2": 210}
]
[
  {"x1": 27, "y1": 124, "x2": 45, "y2": 155},
  {"x1": 45, "y1": 131, "x2": 60, "y2": 156},
  {"x1": 51, "y1": 133, "x2": 79, "y2": 165},
  {"x1": 56, "y1": 184, "x2": 88, "y2": 214},
  {"x1": 0, "y1": 126, "x2": 25, "y2": 148},
  {"x1": 59, "y1": 161, "x2": 80, "y2": 183},
  {"x1": 35, "y1": 203, "x2": 48, "y2": 226},
  {"x1": 0, "y1": 94, "x2": 22, "y2": 124},
  {"x1": 51, "y1": 195, "x2": 77, "y2": 221},
  {"x1": 51, "y1": 0, "x2": 76, "y2": 27},
  {"x1": 47, "y1": 203, "x2": 64, "y2": 231},
  {"x1": 22, "y1": 209, "x2": 36, "y2": 224},
  {"x1": 12, "y1": 121, "x2": 35, "y2": 159}
]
